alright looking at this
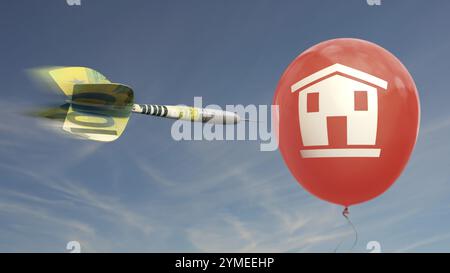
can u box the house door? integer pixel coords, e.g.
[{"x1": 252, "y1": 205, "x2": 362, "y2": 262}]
[{"x1": 327, "y1": 116, "x2": 347, "y2": 147}]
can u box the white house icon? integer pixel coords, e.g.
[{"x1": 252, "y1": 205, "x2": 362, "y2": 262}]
[{"x1": 291, "y1": 63, "x2": 388, "y2": 158}]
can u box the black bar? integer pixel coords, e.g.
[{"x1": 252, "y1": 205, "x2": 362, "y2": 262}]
[{"x1": 0, "y1": 253, "x2": 442, "y2": 272}]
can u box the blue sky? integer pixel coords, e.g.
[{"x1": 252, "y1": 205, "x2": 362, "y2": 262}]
[{"x1": 1, "y1": 0, "x2": 450, "y2": 252}]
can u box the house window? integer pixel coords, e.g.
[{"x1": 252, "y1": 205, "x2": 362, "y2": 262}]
[
  {"x1": 354, "y1": 91, "x2": 368, "y2": 111},
  {"x1": 307, "y1": 92, "x2": 319, "y2": 113}
]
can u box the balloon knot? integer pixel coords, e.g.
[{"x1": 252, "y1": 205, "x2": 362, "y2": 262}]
[{"x1": 342, "y1": 207, "x2": 349, "y2": 217}]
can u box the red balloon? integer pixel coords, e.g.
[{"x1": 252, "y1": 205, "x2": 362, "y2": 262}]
[{"x1": 273, "y1": 38, "x2": 420, "y2": 207}]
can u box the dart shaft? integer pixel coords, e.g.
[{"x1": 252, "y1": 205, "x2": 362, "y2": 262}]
[{"x1": 132, "y1": 104, "x2": 240, "y2": 124}]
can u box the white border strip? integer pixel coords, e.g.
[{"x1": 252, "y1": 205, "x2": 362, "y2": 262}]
[{"x1": 300, "y1": 148, "x2": 381, "y2": 158}]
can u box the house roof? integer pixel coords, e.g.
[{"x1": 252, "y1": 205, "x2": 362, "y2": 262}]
[{"x1": 291, "y1": 63, "x2": 388, "y2": 93}]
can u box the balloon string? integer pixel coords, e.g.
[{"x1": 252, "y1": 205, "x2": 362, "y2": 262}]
[{"x1": 334, "y1": 207, "x2": 358, "y2": 253}]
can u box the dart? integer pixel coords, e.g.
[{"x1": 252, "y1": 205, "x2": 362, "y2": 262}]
[{"x1": 29, "y1": 66, "x2": 241, "y2": 142}]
